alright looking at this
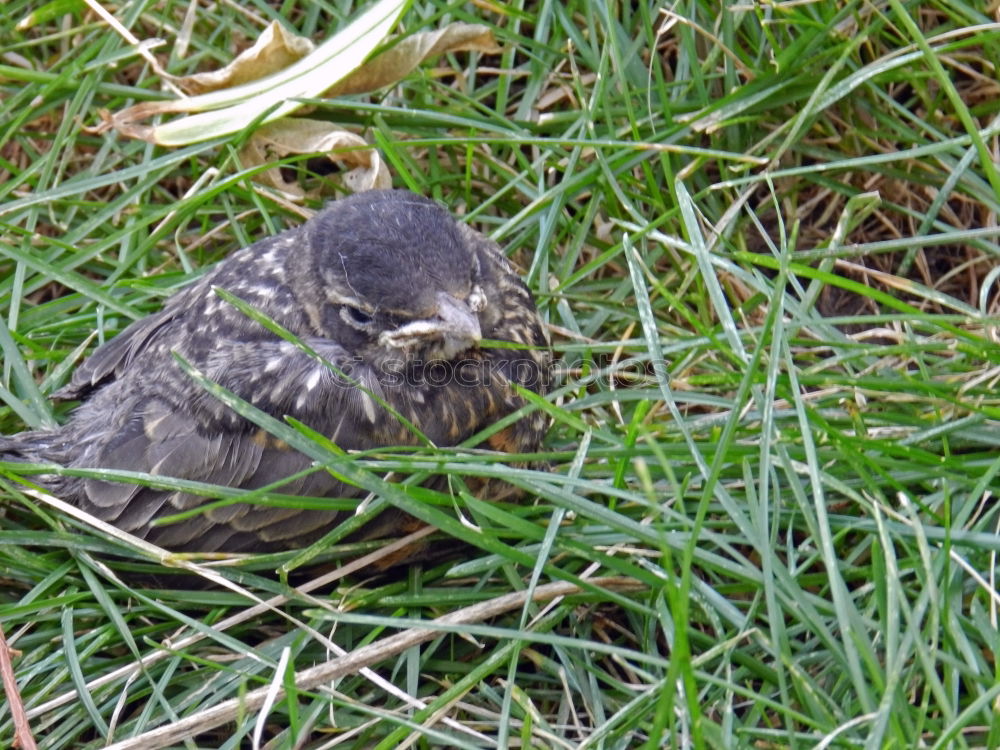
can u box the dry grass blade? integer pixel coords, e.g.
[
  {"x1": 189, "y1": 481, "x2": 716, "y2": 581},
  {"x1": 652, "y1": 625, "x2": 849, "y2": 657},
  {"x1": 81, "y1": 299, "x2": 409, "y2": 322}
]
[
  {"x1": 0, "y1": 624, "x2": 37, "y2": 750},
  {"x1": 99, "y1": 578, "x2": 644, "y2": 750},
  {"x1": 22, "y1": 526, "x2": 437, "y2": 722}
]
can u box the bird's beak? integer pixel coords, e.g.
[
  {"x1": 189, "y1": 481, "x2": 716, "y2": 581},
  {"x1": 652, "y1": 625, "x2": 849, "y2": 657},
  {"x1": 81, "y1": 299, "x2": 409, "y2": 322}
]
[
  {"x1": 433, "y1": 291, "x2": 482, "y2": 346},
  {"x1": 379, "y1": 292, "x2": 482, "y2": 359}
]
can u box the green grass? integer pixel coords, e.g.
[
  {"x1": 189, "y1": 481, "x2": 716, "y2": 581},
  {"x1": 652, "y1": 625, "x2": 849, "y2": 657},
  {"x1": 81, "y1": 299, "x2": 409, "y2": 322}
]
[{"x1": 2, "y1": 1, "x2": 1000, "y2": 748}]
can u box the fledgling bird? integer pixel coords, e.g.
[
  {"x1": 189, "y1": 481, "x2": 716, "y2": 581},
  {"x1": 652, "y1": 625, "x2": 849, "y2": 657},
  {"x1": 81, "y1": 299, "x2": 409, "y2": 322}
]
[{"x1": 0, "y1": 190, "x2": 550, "y2": 553}]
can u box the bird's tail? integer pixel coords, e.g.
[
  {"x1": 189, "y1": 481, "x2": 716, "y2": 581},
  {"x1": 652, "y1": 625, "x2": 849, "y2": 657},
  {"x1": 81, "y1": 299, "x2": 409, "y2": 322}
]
[
  {"x1": 0, "y1": 431, "x2": 75, "y2": 499},
  {"x1": 0, "y1": 433, "x2": 31, "y2": 461},
  {"x1": 0, "y1": 430, "x2": 69, "y2": 464}
]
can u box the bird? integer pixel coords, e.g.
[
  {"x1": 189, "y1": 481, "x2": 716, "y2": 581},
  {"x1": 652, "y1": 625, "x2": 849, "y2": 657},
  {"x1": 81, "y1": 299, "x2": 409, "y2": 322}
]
[{"x1": 0, "y1": 190, "x2": 550, "y2": 553}]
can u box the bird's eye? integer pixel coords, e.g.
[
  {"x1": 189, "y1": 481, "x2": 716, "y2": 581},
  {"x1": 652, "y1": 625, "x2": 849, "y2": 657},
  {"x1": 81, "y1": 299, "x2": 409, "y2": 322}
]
[
  {"x1": 341, "y1": 305, "x2": 374, "y2": 330},
  {"x1": 348, "y1": 307, "x2": 372, "y2": 324}
]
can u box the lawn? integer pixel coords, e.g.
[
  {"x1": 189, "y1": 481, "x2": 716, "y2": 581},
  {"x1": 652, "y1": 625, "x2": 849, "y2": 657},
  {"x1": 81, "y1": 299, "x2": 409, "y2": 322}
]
[{"x1": 1, "y1": 1, "x2": 999, "y2": 748}]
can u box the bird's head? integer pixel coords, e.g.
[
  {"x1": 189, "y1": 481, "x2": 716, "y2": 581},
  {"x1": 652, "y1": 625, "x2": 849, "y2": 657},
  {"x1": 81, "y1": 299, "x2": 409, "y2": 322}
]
[{"x1": 300, "y1": 190, "x2": 503, "y2": 368}]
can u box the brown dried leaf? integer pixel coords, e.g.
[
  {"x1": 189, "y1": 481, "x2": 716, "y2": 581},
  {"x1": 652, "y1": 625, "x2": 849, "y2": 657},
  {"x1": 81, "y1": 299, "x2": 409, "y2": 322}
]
[
  {"x1": 239, "y1": 118, "x2": 391, "y2": 199},
  {"x1": 329, "y1": 22, "x2": 502, "y2": 97},
  {"x1": 168, "y1": 21, "x2": 315, "y2": 95},
  {"x1": 106, "y1": 0, "x2": 406, "y2": 145},
  {"x1": 105, "y1": 18, "x2": 498, "y2": 146}
]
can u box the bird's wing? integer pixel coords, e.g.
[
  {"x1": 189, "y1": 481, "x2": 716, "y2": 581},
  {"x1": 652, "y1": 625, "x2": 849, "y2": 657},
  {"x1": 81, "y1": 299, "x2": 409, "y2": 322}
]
[
  {"x1": 77, "y1": 336, "x2": 384, "y2": 551},
  {"x1": 54, "y1": 306, "x2": 182, "y2": 401}
]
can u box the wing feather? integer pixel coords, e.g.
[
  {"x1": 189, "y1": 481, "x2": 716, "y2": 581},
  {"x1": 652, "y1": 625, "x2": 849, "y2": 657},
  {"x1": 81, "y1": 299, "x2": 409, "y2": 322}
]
[
  {"x1": 55, "y1": 309, "x2": 180, "y2": 401},
  {"x1": 74, "y1": 337, "x2": 369, "y2": 548}
]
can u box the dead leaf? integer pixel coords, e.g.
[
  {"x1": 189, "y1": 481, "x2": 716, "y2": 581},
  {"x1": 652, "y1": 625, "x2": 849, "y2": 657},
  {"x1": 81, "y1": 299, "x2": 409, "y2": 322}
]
[
  {"x1": 107, "y1": 0, "x2": 407, "y2": 145},
  {"x1": 167, "y1": 21, "x2": 315, "y2": 95},
  {"x1": 239, "y1": 118, "x2": 391, "y2": 198},
  {"x1": 328, "y1": 22, "x2": 502, "y2": 97},
  {"x1": 107, "y1": 17, "x2": 501, "y2": 146}
]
